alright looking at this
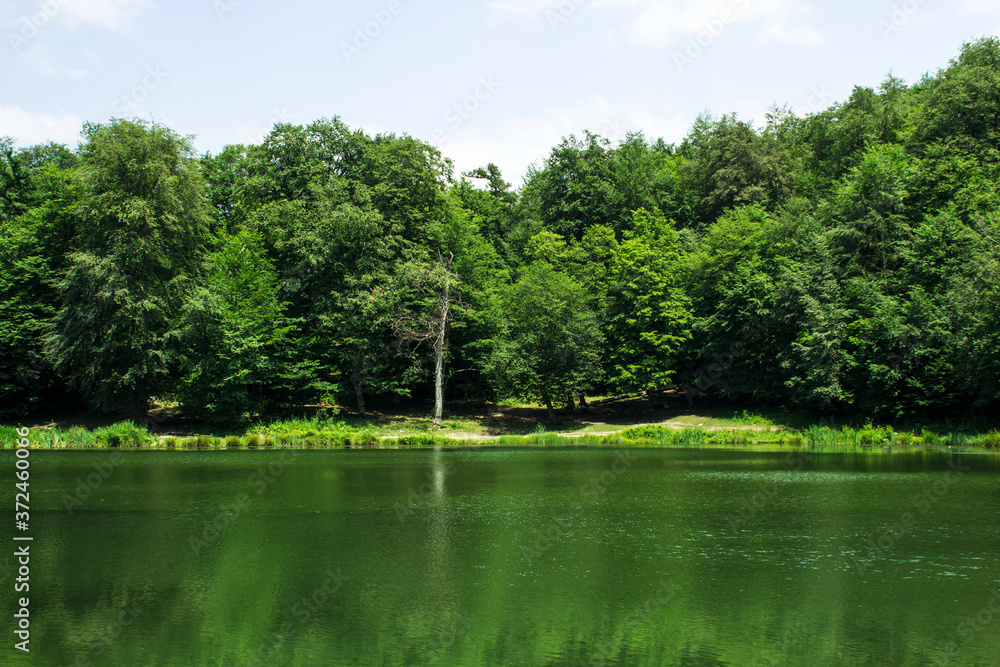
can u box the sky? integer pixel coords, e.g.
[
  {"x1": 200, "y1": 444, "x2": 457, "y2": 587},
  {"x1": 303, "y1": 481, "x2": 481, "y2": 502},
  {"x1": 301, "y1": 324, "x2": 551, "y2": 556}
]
[{"x1": 2, "y1": 0, "x2": 1000, "y2": 185}]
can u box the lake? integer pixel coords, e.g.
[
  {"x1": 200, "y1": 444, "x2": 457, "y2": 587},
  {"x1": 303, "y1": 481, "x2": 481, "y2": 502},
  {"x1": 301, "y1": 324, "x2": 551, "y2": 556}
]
[{"x1": 4, "y1": 448, "x2": 999, "y2": 665}]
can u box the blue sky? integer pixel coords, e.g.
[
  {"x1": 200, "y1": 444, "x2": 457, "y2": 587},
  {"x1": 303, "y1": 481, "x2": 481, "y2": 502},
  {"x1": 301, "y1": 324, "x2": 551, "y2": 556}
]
[{"x1": 2, "y1": 0, "x2": 999, "y2": 184}]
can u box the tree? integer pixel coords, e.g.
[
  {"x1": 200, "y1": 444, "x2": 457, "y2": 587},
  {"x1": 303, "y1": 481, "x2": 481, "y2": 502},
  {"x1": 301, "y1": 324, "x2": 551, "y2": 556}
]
[
  {"x1": 45, "y1": 120, "x2": 211, "y2": 413},
  {"x1": 828, "y1": 143, "x2": 917, "y2": 283},
  {"x1": 680, "y1": 113, "x2": 794, "y2": 225},
  {"x1": 604, "y1": 209, "x2": 692, "y2": 394},
  {"x1": 396, "y1": 252, "x2": 458, "y2": 425},
  {"x1": 457, "y1": 163, "x2": 516, "y2": 259},
  {"x1": 0, "y1": 140, "x2": 80, "y2": 416},
  {"x1": 680, "y1": 205, "x2": 803, "y2": 403},
  {"x1": 484, "y1": 261, "x2": 603, "y2": 421},
  {"x1": 233, "y1": 119, "x2": 456, "y2": 415},
  {"x1": 912, "y1": 37, "x2": 1000, "y2": 154},
  {"x1": 176, "y1": 228, "x2": 294, "y2": 423}
]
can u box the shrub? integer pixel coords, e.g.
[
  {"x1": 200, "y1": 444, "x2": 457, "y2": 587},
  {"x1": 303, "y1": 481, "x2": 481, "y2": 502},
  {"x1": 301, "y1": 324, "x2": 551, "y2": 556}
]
[
  {"x1": 858, "y1": 425, "x2": 893, "y2": 445},
  {"x1": 839, "y1": 427, "x2": 859, "y2": 445},
  {"x1": 396, "y1": 435, "x2": 438, "y2": 447},
  {"x1": 0, "y1": 426, "x2": 19, "y2": 449},
  {"x1": 32, "y1": 429, "x2": 62, "y2": 448},
  {"x1": 676, "y1": 427, "x2": 706, "y2": 445},
  {"x1": 921, "y1": 429, "x2": 941, "y2": 446},
  {"x1": 59, "y1": 427, "x2": 95, "y2": 448},
  {"x1": 732, "y1": 410, "x2": 772, "y2": 426},
  {"x1": 940, "y1": 432, "x2": 973, "y2": 448},
  {"x1": 618, "y1": 425, "x2": 669, "y2": 442},
  {"x1": 805, "y1": 426, "x2": 840, "y2": 446},
  {"x1": 94, "y1": 422, "x2": 153, "y2": 448},
  {"x1": 352, "y1": 432, "x2": 379, "y2": 448},
  {"x1": 979, "y1": 431, "x2": 1000, "y2": 449},
  {"x1": 225, "y1": 435, "x2": 242, "y2": 449}
]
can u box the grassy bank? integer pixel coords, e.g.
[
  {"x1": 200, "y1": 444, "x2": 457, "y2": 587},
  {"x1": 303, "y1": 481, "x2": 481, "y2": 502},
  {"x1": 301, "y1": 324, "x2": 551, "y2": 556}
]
[{"x1": 3, "y1": 419, "x2": 999, "y2": 451}]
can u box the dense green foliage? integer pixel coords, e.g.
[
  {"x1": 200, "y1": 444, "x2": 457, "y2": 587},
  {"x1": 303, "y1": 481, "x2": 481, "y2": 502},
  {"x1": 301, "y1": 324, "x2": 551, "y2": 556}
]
[{"x1": 3, "y1": 40, "x2": 999, "y2": 423}]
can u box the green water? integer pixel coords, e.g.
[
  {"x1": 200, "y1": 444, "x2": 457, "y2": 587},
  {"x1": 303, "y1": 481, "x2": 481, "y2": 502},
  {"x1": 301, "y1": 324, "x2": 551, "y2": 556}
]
[{"x1": 2, "y1": 448, "x2": 999, "y2": 666}]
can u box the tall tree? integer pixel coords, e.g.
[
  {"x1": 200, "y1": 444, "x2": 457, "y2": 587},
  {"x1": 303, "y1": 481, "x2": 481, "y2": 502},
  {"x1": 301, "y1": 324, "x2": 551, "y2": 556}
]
[
  {"x1": 604, "y1": 208, "x2": 692, "y2": 394},
  {"x1": 45, "y1": 120, "x2": 211, "y2": 413},
  {"x1": 680, "y1": 113, "x2": 794, "y2": 225},
  {"x1": 484, "y1": 260, "x2": 603, "y2": 421},
  {"x1": 0, "y1": 140, "x2": 80, "y2": 416},
  {"x1": 176, "y1": 228, "x2": 294, "y2": 423}
]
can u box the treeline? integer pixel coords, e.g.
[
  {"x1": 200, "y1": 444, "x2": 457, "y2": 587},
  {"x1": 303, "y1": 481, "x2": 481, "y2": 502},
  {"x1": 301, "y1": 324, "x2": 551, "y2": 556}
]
[{"x1": 3, "y1": 39, "x2": 1000, "y2": 424}]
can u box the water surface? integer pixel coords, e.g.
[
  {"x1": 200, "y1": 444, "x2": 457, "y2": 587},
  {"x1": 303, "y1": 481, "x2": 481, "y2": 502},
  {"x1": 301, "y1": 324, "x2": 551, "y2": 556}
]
[{"x1": 3, "y1": 448, "x2": 999, "y2": 666}]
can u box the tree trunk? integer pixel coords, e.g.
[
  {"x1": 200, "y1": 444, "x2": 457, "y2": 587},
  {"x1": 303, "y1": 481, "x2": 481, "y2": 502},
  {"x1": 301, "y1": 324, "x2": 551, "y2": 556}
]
[
  {"x1": 433, "y1": 271, "x2": 450, "y2": 427},
  {"x1": 541, "y1": 387, "x2": 556, "y2": 423},
  {"x1": 352, "y1": 374, "x2": 366, "y2": 417},
  {"x1": 579, "y1": 393, "x2": 589, "y2": 412},
  {"x1": 565, "y1": 394, "x2": 575, "y2": 411}
]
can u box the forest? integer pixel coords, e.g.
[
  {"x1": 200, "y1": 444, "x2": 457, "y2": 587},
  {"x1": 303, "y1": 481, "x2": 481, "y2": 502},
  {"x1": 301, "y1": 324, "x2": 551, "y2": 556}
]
[{"x1": 2, "y1": 38, "x2": 999, "y2": 426}]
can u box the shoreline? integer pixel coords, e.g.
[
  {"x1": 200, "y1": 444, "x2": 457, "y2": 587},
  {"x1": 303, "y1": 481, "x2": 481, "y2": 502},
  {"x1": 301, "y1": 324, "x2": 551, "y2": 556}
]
[{"x1": 4, "y1": 423, "x2": 999, "y2": 452}]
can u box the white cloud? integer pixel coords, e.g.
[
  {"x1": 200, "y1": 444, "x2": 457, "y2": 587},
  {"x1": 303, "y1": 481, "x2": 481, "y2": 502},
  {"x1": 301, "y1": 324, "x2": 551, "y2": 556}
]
[
  {"x1": 486, "y1": 0, "x2": 559, "y2": 19},
  {"x1": 81, "y1": 48, "x2": 103, "y2": 65},
  {"x1": 958, "y1": 0, "x2": 1000, "y2": 12},
  {"x1": 13, "y1": 42, "x2": 57, "y2": 75},
  {"x1": 954, "y1": 0, "x2": 1000, "y2": 32},
  {"x1": 486, "y1": 0, "x2": 826, "y2": 47},
  {"x1": 54, "y1": 0, "x2": 155, "y2": 31},
  {"x1": 229, "y1": 125, "x2": 270, "y2": 147},
  {"x1": 755, "y1": 20, "x2": 825, "y2": 46},
  {"x1": 590, "y1": 0, "x2": 825, "y2": 48},
  {"x1": 0, "y1": 106, "x2": 83, "y2": 146}
]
